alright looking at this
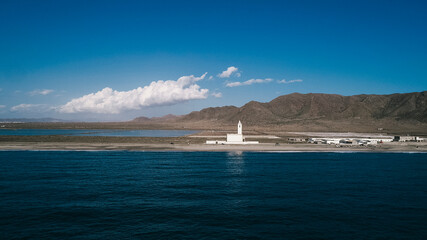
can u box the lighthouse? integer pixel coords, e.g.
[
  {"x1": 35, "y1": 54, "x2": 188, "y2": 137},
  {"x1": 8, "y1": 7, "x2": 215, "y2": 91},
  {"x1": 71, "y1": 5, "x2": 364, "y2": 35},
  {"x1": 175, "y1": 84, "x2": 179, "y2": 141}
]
[
  {"x1": 226, "y1": 120, "x2": 244, "y2": 143},
  {"x1": 205, "y1": 120, "x2": 259, "y2": 145}
]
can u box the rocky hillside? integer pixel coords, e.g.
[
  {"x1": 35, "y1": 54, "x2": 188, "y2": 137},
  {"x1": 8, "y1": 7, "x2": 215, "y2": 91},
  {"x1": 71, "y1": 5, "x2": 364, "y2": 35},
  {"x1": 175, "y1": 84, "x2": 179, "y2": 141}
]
[
  {"x1": 176, "y1": 92, "x2": 427, "y2": 124},
  {"x1": 131, "y1": 92, "x2": 427, "y2": 132}
]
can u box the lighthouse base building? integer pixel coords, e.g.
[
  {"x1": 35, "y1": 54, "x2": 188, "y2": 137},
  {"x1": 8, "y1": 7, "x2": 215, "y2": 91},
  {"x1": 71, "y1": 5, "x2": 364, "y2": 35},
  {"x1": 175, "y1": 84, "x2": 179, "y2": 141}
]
[{"x1": 206, "y1": 121, "x2": 259, "y2": 145}]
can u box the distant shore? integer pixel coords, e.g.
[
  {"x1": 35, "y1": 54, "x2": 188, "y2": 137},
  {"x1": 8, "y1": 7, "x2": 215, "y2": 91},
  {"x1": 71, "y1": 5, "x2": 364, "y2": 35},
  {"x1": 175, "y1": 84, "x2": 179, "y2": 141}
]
[
  {"x1": 1, "y1": 132, "x2": 426, "y2": 152},
  {"x1": 0, "y1": 141, "x2": 426, "y2": 152}
]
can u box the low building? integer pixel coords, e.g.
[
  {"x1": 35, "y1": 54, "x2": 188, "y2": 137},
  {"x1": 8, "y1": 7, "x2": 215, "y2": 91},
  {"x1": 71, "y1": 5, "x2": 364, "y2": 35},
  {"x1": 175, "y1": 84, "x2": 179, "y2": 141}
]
[
  {"x1": 339, "y1": 139, "x2": 354, "y2": 144},
  {"x1": 308, "y1": 136, "x2": 394, "y2": 145},
  {"x1": 394, "y1": 136, "x2": 424, "y2": 142},
  {"x1": 288, "y1": 137, "x2": 306, "y2": 142},
  {"x1": 367, "y1": 138, "x2": 393, "y2": 144},
  {"x1": 325, "y1": 139, "x2": 341, "y2": 145}
]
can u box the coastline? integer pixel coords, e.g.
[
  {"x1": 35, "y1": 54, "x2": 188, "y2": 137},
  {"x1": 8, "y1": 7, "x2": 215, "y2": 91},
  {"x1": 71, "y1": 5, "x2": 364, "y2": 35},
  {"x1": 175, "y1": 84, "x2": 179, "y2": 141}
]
[{"x1": 1, "y1": 142, "x2": 426, "y2": 152}]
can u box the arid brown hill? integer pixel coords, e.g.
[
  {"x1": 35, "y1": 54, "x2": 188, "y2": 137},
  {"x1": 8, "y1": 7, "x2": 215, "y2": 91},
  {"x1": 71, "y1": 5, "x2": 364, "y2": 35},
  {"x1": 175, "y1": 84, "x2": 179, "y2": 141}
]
[
  {"x1": 176, "y1": 92, "x2": 427, "y2": 124},
  {"x1": 132, "y1": 92, "x2": 427, "y2": 132}
]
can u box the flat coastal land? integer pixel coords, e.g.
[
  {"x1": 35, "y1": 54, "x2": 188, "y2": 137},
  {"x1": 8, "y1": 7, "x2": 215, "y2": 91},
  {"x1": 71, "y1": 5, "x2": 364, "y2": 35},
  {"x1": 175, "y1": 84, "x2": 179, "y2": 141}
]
[{"x1": 1, "y1": 135, "x2": 426, "y2": 152}]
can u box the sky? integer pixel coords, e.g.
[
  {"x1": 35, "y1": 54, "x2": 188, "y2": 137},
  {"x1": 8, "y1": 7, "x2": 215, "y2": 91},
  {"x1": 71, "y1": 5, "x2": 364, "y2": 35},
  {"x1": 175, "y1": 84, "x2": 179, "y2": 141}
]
[{"x1": 0, "y1": 0, "x2": 426, "y2": 121}]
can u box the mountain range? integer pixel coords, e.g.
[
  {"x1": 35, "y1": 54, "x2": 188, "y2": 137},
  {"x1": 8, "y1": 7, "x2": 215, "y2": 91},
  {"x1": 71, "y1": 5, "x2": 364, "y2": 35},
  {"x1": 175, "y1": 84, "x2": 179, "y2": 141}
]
[{"x1": 132, "y1": 91, "x2": 427, "y2": 133}]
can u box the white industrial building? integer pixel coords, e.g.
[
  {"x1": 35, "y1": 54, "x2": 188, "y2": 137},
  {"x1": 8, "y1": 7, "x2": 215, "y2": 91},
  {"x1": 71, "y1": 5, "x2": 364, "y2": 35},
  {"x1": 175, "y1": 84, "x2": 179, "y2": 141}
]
[
  {"x1": 309, "y1": 137, "x2": 394, "y2": 145},
  {"x1": 206, "y1": 121, "x2": 259, "y2": 145},
  {"x1": 394, "y1": 136, "x2": 425, "y2": 142}
]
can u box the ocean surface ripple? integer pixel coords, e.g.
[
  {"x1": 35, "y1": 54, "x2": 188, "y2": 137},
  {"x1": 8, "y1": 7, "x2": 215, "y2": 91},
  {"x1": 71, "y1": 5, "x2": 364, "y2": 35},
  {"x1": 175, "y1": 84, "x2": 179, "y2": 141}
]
[{"x1": 0, "y1": 151, "x2": 426, "y2": 239}]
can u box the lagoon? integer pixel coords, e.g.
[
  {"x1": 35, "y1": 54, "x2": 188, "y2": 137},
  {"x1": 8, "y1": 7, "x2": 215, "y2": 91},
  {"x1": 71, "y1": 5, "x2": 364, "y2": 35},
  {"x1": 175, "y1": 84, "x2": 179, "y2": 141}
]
[{"x1": 0, "y1": 129, "x2": 198, "y2": 137}]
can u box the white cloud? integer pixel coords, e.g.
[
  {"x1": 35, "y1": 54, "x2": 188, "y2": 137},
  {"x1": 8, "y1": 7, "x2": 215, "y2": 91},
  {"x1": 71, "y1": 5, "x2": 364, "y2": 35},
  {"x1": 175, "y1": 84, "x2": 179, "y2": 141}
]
[
  {"x1": 211, "y1": 92, "x2": 223, "y2": 98},
  {"x1": 277, "y1": 79, "x2": 303, "y2": 84},
  {"x1": 10, "y1": 104, "x2": 51, "y2": 112},
  {"x1": 0, "y1": 105, "x2": 5, "y2": 108},
  {"x1": 226, "y1": 78, "x2": 272, "y2": 87},
  {"x1": 209, "y1": 76, "x2": 214, "y2": 80},
  {"x1": 235, "y1": 72, "x2": 241, "y2": 77},
  {"x1": 218, "y1": 66, "x2": 239, "y2": 78},
  {"x1": 30, "y1": 89, "x2": 54, "y2": 96},
  {"x1": 59, "y1": 73, "x2": 209, "y2": 114}
]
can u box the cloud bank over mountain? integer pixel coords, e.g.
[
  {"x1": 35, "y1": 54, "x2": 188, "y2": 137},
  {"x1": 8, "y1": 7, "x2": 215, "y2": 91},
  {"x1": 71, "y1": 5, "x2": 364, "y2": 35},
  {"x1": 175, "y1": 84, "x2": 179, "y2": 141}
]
[{"x1": 59, "y1": 73, "x2": 209, "y2": 114}]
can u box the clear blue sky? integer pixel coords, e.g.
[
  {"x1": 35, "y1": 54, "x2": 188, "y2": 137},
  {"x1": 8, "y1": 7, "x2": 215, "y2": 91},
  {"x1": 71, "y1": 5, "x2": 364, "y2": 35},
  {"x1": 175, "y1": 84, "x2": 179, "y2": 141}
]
[{"x1": 0, "y1": 0, "x2": 426, "y2": 121}]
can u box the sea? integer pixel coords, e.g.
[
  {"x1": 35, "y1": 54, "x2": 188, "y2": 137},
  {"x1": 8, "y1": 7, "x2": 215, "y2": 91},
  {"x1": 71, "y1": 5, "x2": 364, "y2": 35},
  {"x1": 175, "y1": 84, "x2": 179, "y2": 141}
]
[
  {"x1": 0, "y1": 129, "x2": 198, "y2": 137},
  {"x1": 0, "y1": 151, "x2": 426, "y2": 239}
]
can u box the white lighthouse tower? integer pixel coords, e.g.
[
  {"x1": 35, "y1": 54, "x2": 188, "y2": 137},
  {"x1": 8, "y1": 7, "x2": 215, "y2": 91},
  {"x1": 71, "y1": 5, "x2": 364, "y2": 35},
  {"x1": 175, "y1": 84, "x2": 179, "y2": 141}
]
[
  {"x1": 226, "y1": 120, "x2": 244, "y2": 143},
  {"x1": 205, "y1": 120, "x2": 259, "y2": 145}
]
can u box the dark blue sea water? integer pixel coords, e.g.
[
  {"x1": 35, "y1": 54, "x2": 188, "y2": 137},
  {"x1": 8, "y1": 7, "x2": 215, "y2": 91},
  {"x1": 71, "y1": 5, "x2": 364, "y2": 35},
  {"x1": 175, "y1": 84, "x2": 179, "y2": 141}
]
[
  {"x1": 0, "y1": 129, "x2": 198, "y2": 137},
  {"x1": 0, "y1": 151, "x2": 426, "y2": 239}
]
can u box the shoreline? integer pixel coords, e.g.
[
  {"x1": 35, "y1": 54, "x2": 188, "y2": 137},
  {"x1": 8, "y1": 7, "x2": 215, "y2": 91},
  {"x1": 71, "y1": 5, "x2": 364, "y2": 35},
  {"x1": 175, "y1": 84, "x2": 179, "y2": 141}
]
[{"x1": 1, "y1": 142, "x2": 426, "y2": 152}]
